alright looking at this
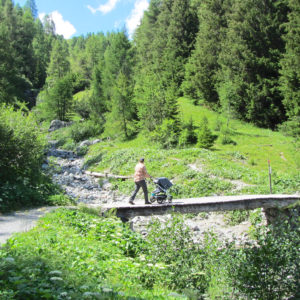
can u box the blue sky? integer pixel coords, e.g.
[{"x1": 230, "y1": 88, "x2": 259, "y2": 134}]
[{"x1": 15, "y1": 0, "x2": 149, "y2": 39}]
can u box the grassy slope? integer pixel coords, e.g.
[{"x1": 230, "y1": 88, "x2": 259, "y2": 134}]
[{"x1": 83, "y1": 98, "x2": 300, "y2": 198}]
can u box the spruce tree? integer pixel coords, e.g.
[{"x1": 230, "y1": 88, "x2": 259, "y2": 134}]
[
  {"x1": 32, "y1": 19, "x2": 51, "y2": 89},
  {"x1": 101, "y1": 31, "x2": 135, "y2": 139},
  {"x1": 182, "y1": 0, "x2": 228, "y2": 107},
  {"x1": 280, "y1": 0, "x2": 300, "y2": 119},
  {"x1": 46, "y1": 38, "x2": 70, "y2": 81},
  {"x1": 217, "y1": 0, "x2": 288, "y2": 128},
  {"x1": 24, "y1": 0, "x2": 38, "y2": 19},
  {"x1": 134, "y1": 0, "x2": 197, "y2": 132}
]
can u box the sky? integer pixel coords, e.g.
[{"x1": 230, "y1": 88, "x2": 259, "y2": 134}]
[{"x1": 15, "y1": 0, "x2": 150, "y2": 39}]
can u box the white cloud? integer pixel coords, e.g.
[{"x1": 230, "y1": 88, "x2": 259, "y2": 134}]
[
  {"x1": 39, "y1": 11, "x2": 76, "y2": 39},
  {"x1": 126, "y1": 0, "x2": 149, "y2": 38},
  {"x1": 87, "y1": 0, "x2": 120, "y2": 15}
]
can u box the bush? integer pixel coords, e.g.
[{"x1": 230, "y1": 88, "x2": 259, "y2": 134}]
[
  {"x1": 224, "y1": 210, "x2": 250, "y2": 225},
  {"x1": 70, "y1": 120, "x2": 103, "y2": 143},
  {"x1": 278, "y1": 116, "x2": 300, "y2": 138},
  {"x1": 146, "y1": 214, "x2": 208, "y2": 293},
  {"x1": 220, "y1": 134, "x2": 237, "y2": 145},
  {"x1": 230, "y1": 219, "x2": 300, "y2": 299},
  {"x1": 0, "y1": 104, "x2": 54, "y2": 212}
]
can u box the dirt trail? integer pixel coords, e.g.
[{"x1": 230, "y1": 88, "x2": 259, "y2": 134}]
[{"x1": 0, "y1": 207, "x2": 57, "y2": 245}]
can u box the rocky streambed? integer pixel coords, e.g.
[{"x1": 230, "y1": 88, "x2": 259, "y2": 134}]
[{"x1": 45, "y1": 140, "x2": 258, "y2": 245}]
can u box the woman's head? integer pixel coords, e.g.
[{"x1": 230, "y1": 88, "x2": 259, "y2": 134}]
[{"x1": 139, "y1": 158, "x2": 144, "y2": 163}]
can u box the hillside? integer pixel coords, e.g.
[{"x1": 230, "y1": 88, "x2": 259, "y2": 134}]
[{"x1": 70, "y1": 98, "x2": 299, "y2": 200}]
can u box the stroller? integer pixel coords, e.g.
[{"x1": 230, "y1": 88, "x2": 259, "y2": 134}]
[{"x1": 150, "y1": 177, "x2": 173, "y2": 204}]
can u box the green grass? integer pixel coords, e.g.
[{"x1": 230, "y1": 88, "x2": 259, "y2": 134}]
[
  {"x1": 80, "y1": 98, "x2": 299, "y2": 198},
  {"x1": 48, "y1": 97, "x2": 300, "y2": 199}
]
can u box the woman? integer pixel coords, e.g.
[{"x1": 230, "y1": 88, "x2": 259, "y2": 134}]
[{"x1": 129, "y1": 158, "x2": 152, "y2": 205}]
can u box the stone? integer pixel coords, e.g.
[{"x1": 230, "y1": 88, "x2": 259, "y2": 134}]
[{"x1": 48, "y1": 120, "x2": 72, "y2": 132}]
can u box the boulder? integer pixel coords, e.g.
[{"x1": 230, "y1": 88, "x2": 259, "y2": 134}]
[{"x1": 48, "y1": 120, "x2": 72, "y2": 132}]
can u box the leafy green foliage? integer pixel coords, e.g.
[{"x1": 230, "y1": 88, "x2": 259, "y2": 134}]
[
  {"x1": 40, "y1": 73, "x2": 74, "y2": 121},
  {"x1": 224, "y1": 210, "x2": 250, "y2": 225},
  {"x1": 230, "y1": 218, "x2": 300, "y2": 299},
  {"x1": 0, "y1": 208, "x2": 184, "y2": 299},
  {"x1": 0, "y1": 104, "x2": 54, "y2": 211},
  {"x1": 70, "y1": 120, "x2": 103, "y2": 143},
  {"x1": 1, "y1": 207, "x2": 299, "y2": 299}
]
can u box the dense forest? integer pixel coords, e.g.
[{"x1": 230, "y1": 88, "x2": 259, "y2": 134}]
[{"x1": 1, "y1": 0, "x2": 299, "y2": 135}]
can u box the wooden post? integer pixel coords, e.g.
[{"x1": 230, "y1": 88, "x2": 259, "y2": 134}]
[{"x1": 268, "y1": 160, "x2": 272, "y2": 194}]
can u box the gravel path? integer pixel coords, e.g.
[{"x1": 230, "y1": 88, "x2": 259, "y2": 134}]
[{"x1": 0, "y1": 207, "x2": 57, "y2": 245}]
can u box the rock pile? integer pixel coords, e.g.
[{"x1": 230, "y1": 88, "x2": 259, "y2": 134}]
[{"x1": 46, "y1": 141, "x2": 128, "y2": 206}]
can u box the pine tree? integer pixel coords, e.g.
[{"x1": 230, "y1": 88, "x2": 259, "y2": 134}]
[
  {"x1": 280, "y1": 0, "x2": 300, "y2": 119},
  {"x1": 0, "y1": 0, "x2": 33, "y2": 103},
  {"x1": 182, "y1": 0, "x2": 228, "y2": 107},
  {"x1": 134, "y1": 0, "x2": 197, "y2": 132},
  {"x1": 43, "y1": 74, "x2": 74, "y2": 121},
  {"x1": 32, "y1": 19, "x2": 51, "y2": 89},
  {"x1": 217, "y1": 0, "x2": 288, "y2": 128},
  {"x1": 105, "y1": 72, "x2": 135, "y2": 139},
  {"x1": 46, "y1": 38, "x2": 70, "y2": 81},
  {"x1": 102, "y1": 31, "x2": 132, "y2": 109},
  {"x1": 101, "y1": 31, "x2": 136, "y2": 139},
  {"x1": 24, "y1": 0, "x2": 38, "y2": 19}
]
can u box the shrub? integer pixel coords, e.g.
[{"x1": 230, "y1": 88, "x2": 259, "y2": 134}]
[
  {"x1": 278, "y1": 116, "x2": 300, "y2": 138},
  {"x1": 224, "y1": 210, "x2": 250, "y2": 225},
  {"x1": 0, "y1": 104, "x2": 54, "y2": 212},
  {"x1": 70, "y1": 120, "x2": 103, "y2": 143},
  {"x1": 230, "y1": 219, "x2": 300, "y2": 299},
  {"x1": 220, "y1": 134, "x2": 237, "y2": 145},
  {"x1": 146, "y1": 214, "x2": 208, "y2": 293}
]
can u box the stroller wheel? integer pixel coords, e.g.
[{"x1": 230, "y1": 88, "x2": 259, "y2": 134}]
[
  {"x1": 168, "y1": 196, "x2": 173, "y2": 203},
  {"x1": 157, "y1": 198, "x2": 164, "y2": 204},
  {"x1": 150, "y1": 196, "x2": 156, "y2": 203}
]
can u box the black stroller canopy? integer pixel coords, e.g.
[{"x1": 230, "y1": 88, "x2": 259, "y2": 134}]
[{"x1": 156, "y1": 177, "x2": 173, "y2": 190}]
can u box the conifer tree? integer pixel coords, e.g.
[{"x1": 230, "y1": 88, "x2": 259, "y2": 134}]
[
  {"x1": 0, "y1": 0, "x2": 33, "y2": 103},
  {"x1": 217, "y1": 0, "x2": 288, "y2": 128},
  {"x1": 102, "y1": 31, "x2": 132, "y2": 109},
  {"x1": 280, "y1": 0, "x2": 300, "y2": 119},
  {"x1": 25, "y1": 0, "x2": 38, "y2": 19},
  {"x1": 102, "y1": 31, "x2": 136, "y2": 139},
  {"x1": 182, "y1": 0, "x2": 228, "y2": 107},
  {"x1": 197, "y1": 116, "x2": 217, "y2": 149},
  {"x1": 32, "y1": 19, "x2": 51, "y2": 89},
  {"x1": 46, "y1": 38, "x2": 70, "y2": 81},
  {"x1": 134, "y1": 0, "x2": 197, "y2": 133}
]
